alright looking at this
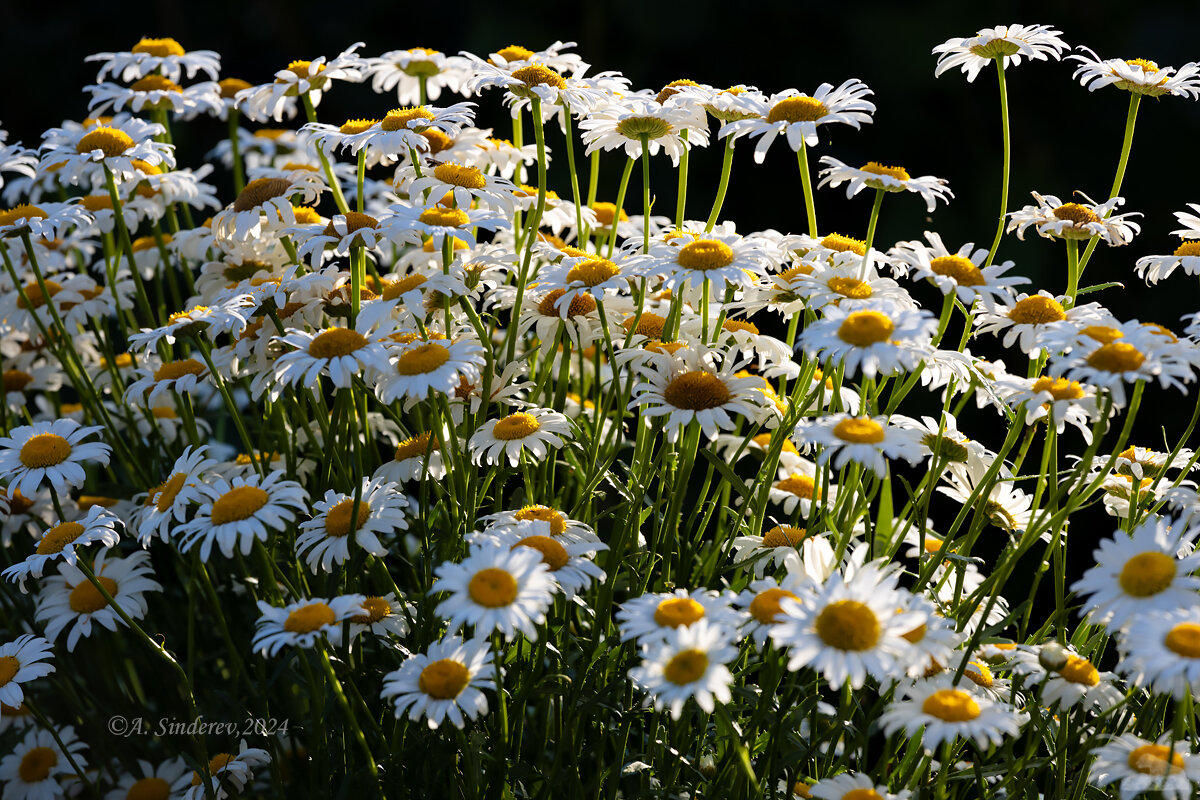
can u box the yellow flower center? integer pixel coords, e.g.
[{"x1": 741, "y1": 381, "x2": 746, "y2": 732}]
[
  {"x1": 132, "y1": 37, "x2": 185, "y2": 57},
  {"x1": 511, "y1": 65, "x2": 566, "y2": 91},
  {"x1": 655, "y1": 79, "x2": 700, "y2": 104},
  {"x1": 418, "y1": 206, "x2": 469, "y2": 227},
  {"x1": 591, "y1": 202, "x2": 629, "y2": 227},
  {"x1": 722, "y1": 320, "x2": 759, "y2": 335},
  {"x1": 395, "y1": 342, "x2": 452, "y2": 376},
  {"x1": 324, "y1": 498, "x2": 371, "y2": 538},
  {"x1": 565, "y1": 258, "x2": 621, "y2": 287},
  {"x1": 515, "y1": 535, "x2": 569, "y2": 570},
  {"x1": 1173, "y1": 241, "x2": 1200, "y2": 258},
  {"x1": 513, "y1": 505, "x2": 567, "y2": 537},
  {"x1": 18, "y1": 747, "x2": 57, "y2": 783},
  {"x1": 1125, "y1": 58, "x2": 1160, "y2": 73},
  {"x1": 0, "y1": 656, "x2": 19, "y2": 687},
  {"x1": 495, "y1": 45, "x2": 535, "y2": 62},
  {"x1": 834, "y1": 417, "x2": 886, "y2": 445},
  {"x1": 350, "y1": 596, "x2": 391, "y2": 624},
  {"x1": 419, "y1": 659, "x2": 471, "y2": 699},
  {"x1": 421, "y1": 129, "x2": 453, "y2": 154},
  {"x1": 1032, "y1": 376, "x2": 1084, "y2": 401},
  {"x1": 860, "y1": 161, "x2": 911, "y2": 182},
  {"x1": 815, "y1": 600, "x2": 880, "y2": 651},
  {"x1": 820, "y1": 233, "x2": 867, "y2": 255},
  {"x1": 964, "y1": 660, "x2": 994, "y2": 689},
  {"x1": 210, "y1": 486, "x2": 270, "y2": 525},
  {"x1": 218, "y1": 78, "x2": 252, "y2": 98},
  {"x1": 827, "y1": 276, "x2": 873, "y2": 299},
  {"x1": 394, "y1": 431, "x2": 439, "y2": 461},
  {"x1": 538, "y1": 288, "x2": 597, "y2": 318},
  {"x1": 1053, "y1": 203, "x2": 1101, "y2": 227},
  {"x1": 836, "y1": 310, "x2": 895, "y2": 346},
  {"x1": 775, "y1": 474, "x2": 819, "y2": 499},
  {"x1": 620, "y1": 312, "x2": 666, "y2": 338},
  {"x1": 308, "y1": 329, "x2": 368, "y2": 359},
  {"x1": 663, "y1": 649, "x2": 709, "y2": 685},
  {"x1": 1085, "y1": 342, "x2": 1145, "y2": 373},
  {"x1": 339, "y1": 118, "x2": 377, "y2": 135},
  {"x1": 749, "y1": 588, "x2": 798, "y2": 625},
  {"x1": 1059, "y1": 655, "x2": 1100, "y2": 686},
  {"x1": 492, "y1": 412, "x2": 541, "y2": 440},
  {"x1": 77, "y1": 126, "x2": 135, "y2": 158},
  {"x1": 131, "y1": 75, "x2": 182, "y2": 93},
  {"x1": 16, "y1": 280, "x2": 62, "y2": 310},
  {"x1": 843, "y1": 791, "x2": 883, "y2": 800},
  {"x1": 191, "y1": 754, "x2": 236, "y2": 787},
  {"x1": 293, "y1": 206, "x2": 322, "y2": 224},
  {"x1": 35, "y1": 521, "x2": 85, "y2": 555},
  {"x1": 126, "y1": 777, "x2": 171, "y2": 800},
  {"x1": 283, "y1": 601, "x2": 336, "y2": 633},
  {"x1": 80, "y1": 195, "x2": 114, "y2": 212},
  {"x1": 929, "y1": 254, "x2": 985, "y2": 286},
  {"x1": 1008, "y1": 296, "x2": 1066, "y2": 325},
  {"x1": 433, "y1": 163, "x2": 487, "y2": 190},
  {"x1": 156, "y1": 472, "x2": 187, "y2": 512},
  {"x1": 663, "y1": 371, "x2": 732, "y2": 411},
  {"x1": 232, "y1": 177, "x2": 293, "y2": 212},
  {"x1": 676, "y1": 240, "x2": 735, "y2": 270},
  {"x1": 19, "y1": 433, "x2": 73, "y2": 468},
  {"x1": 1118, "y1": 551, "x2": 1176, "y2": 597},
  {"x1": 0, "y1": 204, "x2": 48, "y2": 228},
  {"x1": 1128, "y1": 744, "x2": 1185, "y2": 776},
  {"x1": 615, "y1": 116, "x2": 675, "y2": 140},
  {"x1": 766, "y1": 96, "x2": 828, "y2": 124},
  {"x1": 381, "y1": 274, "x2": 429, "y2": 301},
  {"x1": 1080, "y1": 325, "x2": 1123, "y2": 344},
  {"x1": 1164, "y1": 622, "x2": 1200, "y2": 658},
  {"x1": 762, "y1": 525, "x2": 806, "y2": 548},
  {"x1": 153, "y1": 358, "x2": 206, "y2": 382},
  {"x1": 68, "y1": 575, "x2": 118, "y2": 614},
  {"x1": 654, "y1": 597, "x2": 705, "y2": 627},
  {"x1": 467, "y1": 567, "x2": 519, "y2": 607},
  {"x1": 322, "y1": 212, "x2": 378, "y2": 246},
  {"x1": 901, "y1": 623, "x2": 927, "y2": 643},
  {"x1": 921, "y1": 689, "x2": 981, "y2": 722}
]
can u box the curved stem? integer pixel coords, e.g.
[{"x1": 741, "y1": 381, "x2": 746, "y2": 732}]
[
  {"x1": 605, "y1": 158, "x2": 636, "y2": 260},
  {"x1": 861, "y1": 188, "x2": 885, "y2": 279},
  {"x1": 302, "y1": 93, "x2": 349, "y2": 215},
  {"x1": 1077, "y1": 92, "x2": 1142, "y2": 275},
  {"x1": 796, "y1": 140, "x2": 818, "y2": 237},
  {"x1": 705, "y1": 137, "x2": 736, "y2": 232},
  {"x1": 984, "y1": 59, "x2": 1010, "y2": 267}
]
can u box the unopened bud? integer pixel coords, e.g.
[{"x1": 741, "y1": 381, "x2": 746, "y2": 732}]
[{"x1": 1039, "y1": 642, "x2": 1069, "y2": 672}]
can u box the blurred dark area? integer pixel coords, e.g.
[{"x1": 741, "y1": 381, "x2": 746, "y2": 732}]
[{"x1": 4, "y1": 0, "x2": 1200, "y2": 617}]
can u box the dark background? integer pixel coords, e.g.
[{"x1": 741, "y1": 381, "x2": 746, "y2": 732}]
[{"x1": 5, "y1": 0, "x2": 1200, "y2": 605}]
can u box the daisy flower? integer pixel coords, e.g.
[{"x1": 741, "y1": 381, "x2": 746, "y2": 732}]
[
  {"x1": 791, "y1": 251, "x2": 914, "y2": 311},
  {"x1": 936, "y1": 459, "x2": 1034, "y2": 534},
  {"x1": 974, "y1": 291, "x2": 1107, "y2": 355},
  {"x1": 373, "y1": 429, "x2": 448, "y2": 483},
  {"x1": 1135, "y1": 238, "x2": 1200, "y2": 285},
  {"x1": 85, "y1": 77, "x2": 222, "y2": 117},
  {"x1": 2, "y1": 506, "x2": 122, "y2": 591},
  {"x1": 177, "y1": 471, "x2": 308, "y2": 560},
  {"x1": 38, "y1": 117, "x2": 175, "y2": 186},
  {"x1": 0, "y1": 420, "x2": 111, "y2": 499},
  {"x1": 477, "y1": 504, "x2": 601, "y2": 545},
  {"x1": 347, "y1": 593, "x2": 412, "y2": 642},
  {"x1": 797, "y1": 302, "x2": 936, "y2": 380},
  {"x1": 375, "y1": 336, "x2": 488, "y2": 404},
  {"x1": 104, "y1": 757, "x2": 192, "y2": 800},
  {"x1": 878, "y1": 675, "x2": 1023, "y2": 750},
  {"x1": 133, "y1": 445, "x2": 218, "y2": 545},
  {"x1": 431, "y1": 542, "x2": 557, "y2": 640},
  {"x1": 1115, "y1": 444, "x2": 1197, "y2": 480},
  {"x1": 1007, "y1": 191, "x2": 1140, "y2": 246},
  {"x1": 251, "y1": 594, "x2": 367, "y2": 656},
  {"x1": 628, "y1": 620, "x2": 737, "y2": 720},
  {"x1": 380, "y1": 635, "x2": 496, "y2": 729},
  {"x1": 896, "y1": 594, "x2": 962, "y2": 678},
  {"x1": 629, "y1": 359, "x2": 766, "y2": 441},
  {"x1": 1089, "y1": 733, "x2": 1200, "y2": 800},
  {"x1": 810, "y1": 773, "x2": 910, "y2": 800},
  {"x1": 237, "y1": 44, "x2": 365, "y2": 122},
  {"x1": 999, "y1": 374, "x2": 1106, "y2": 442},
  {"x1": 182, "y1": 741, "x2": 270, "y2": 800},
  {"x1": 333, "y1": 103, "x2": 477, "y2": 162},
  {"x1": 818, "y1": 157, "x2": 953, "y2": 212},
  {"x1": 36, "y1": 550, "x2": 161, "y2": 652},
  {"x1": 633, "y1": 231, "x2": 769, "y2": 293},
  {"x1": 376, "y1": 202, "x2": 508, "y2": 250},
  {"x1": 766, "y1": 467, "x2": 834, "y2": 517},
  {"x1": 617, "y1": 587, "x2": 744, "y2": 646},
  {"x1": 0, "y1": 201, "x2": 92, "y2": 240},
  {"x1": 730, "y1": 526, "x2": 835, "y2": 580},
  {"x1": 890, "y1": 231, "x2": 1027, "y2": 310},
  {"x1": 295, "y1": 478, "x2": 412, "y2": 573},
  {"x1": 467, "y1": 522, "x2": 606, "y2": 600},
  {"x1": 87, "y1": 38, "x2": 221, "y2": 83},
  {"x1": 794, "y1": 414, "x2": 925, "y2": 478},
  {"x1": 0, "y1": 725, "x2": 88, "y2": 800},
  {"x1": 1117, "y1": 607, "x2": 1200, "y2": 699},
  {"x1": 1009, "y1": 645, "x2": 1122, "y2": 713},
  {"x1": 719, "y1": 80, "x2": 876, "y2": 162},
  {"x1": 580, "y1": 96, "x2": 708, "y2": 165},
  {"x1": 1050, "y1": 333, "x2": 1192, "y2": 407},
  {"x1": 932, "y1": 24, "x2": 1069, "y2": 82},
  {"x1": 1070, "y1": 47, "x2": 1200, "y2": 98},
  {"x1": 769, "y1": 569, "x2": 918, "y2": 688},
  {"x1": 267, "y1": 306, "x2": 397, "y2": 396},
  {"x1": 468, "y1": 408, "x2": 571, "y2": 467},
  {"x1": 399, "y1": 161, "x2": 516, "y2": 215},
  {"x1": 122, "y1": 355, "x2": 214, "y2": 409},
  {"x1": 733, "y1": 573, "x2": 813, "y2": 647},
  {"x1": 0, "y1": 635, "x2": 54, "y2": 710},
  {"x1": 212, "y1": 171, "x2": 326, "y2": 243},
  {"x1": 1071, "y1": 515, "x2": 1200, "y2": 631},
  {"x1": 365, "y1": 48, "x2": 473, "y2": 104}
]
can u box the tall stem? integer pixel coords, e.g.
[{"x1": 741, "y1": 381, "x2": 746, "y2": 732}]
[
  {"x1": 227, "y1": 109, "x2": 245, "y2": 195},
  {"x1": 796, "y1": 140, "x2": 818, "y2": 237},
  {"x1": 705, "y1": 137, "x2": 736, "y2": 232},
  {"x1": 984, "y1": 59, "x2": 1010, "y2": 267},
  {"x1": 641, "y1": 134, "x2": 652, "y2": 254},
  {"x1": 1064, "y1": 237, "x2": 1081, "y2": 309},
  {"x1": 861, "y1": 188, "x2": 885, "y2": 279},
  {"x1": 503, "y1": 98, "x2": 548, "y2": 364},
  {"x1": 302, "y1": 93, "x2": 350, "y2": 215},
  {"x1": 1077, "y1": 92, "x2": 1141, "y2": 275},
  {"x1": 675, "y1": 129, "x2": 689, "y2": 228}
]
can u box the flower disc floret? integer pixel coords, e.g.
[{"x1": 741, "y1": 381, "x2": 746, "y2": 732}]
[
  {"x1": 308, "y1": 328, "x2": 368, "y2": 358},
  {"x1": 815, "y1": 600, "x2": 880, "y2": 650},
  {"x1": 662, "y1": 371, "x2": 732, "y2": 411},
  {"x1": 284, "y1": 602, "x2": 336, "y2": 633},
  {"x1": 766, "y1": 96, "x2": 828, "y2": 123},
  {"x1": 922, "y1": 689, "x2": 981, "y2": 722},
  {"x1": 837, "y1": 311, "x2": 895, "y2": 346},
  {"x1": 210, "y1": 486, "x2": 270, "y2": 525},
  {"x1": 76, "y1": 127, "x2": 134, "y2": 158},
  {"x1": 20, "y1": 435, "x2": 72, "y2": 468}
]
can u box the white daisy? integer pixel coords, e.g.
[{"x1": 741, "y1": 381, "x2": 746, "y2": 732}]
[
  {"x1": 810, "y1": 772, "x2": 910, "y2": 800},
  {"x1": 1116, "y1": 607, "x2": 1200, "y2": 699},
  {"x1": 0, "y1": 420, "x2": 111, "y2": 499},
  {"x1": 35, "y1": 550, "x2": 161, "y2": 652},
  {"x1": 1007, "y1": 191, "x2": 1140, "y2": 246},
  {"x1": 365, "y1": 48, "x2": 473, "y2": 105},
  {"x1": 251, "y1": 594, "x2": 367, "y2": 656},
  {"x1": 797, "y1": 302, "x2": 936, "y2": 380},
  {"x1": 177, "y1": 471, "x2": 308, "y2": 560},
  {"x1": 932, "y1": 24, "x2": 1069, "y2": 82},
  {"x1": 2, "y1": 506, "x2": 122, "y2": 591},
  {"x1": 375, "y1": 336, "x2": 488, "y2": 404},
  {"x1": 629, "y1": 358, "x2": 766, "y2": 442},
  {"x1": 794, "y1": 414, "x2": 925, "y2": 478},
  {"x1": 1089, "y1": 733, "x2": 1200, "y2": 800},
  {"x1": 580, "y1": 96, "x2": 708, "y2": 166},
  {"x1": 733, "y1": 573, "x2": 814, "y2": 647},
  {"x1": 295, "y1": 478, "x2": 412, "y2": 573},
  {"x1": 267, "y1": 306, "x2": 397, "y2": 397},
  {"x1": 617, "y1": 587, "x2": 745, "y2": 646},
  {"x1": 431, "y1": 542, "x2": 557, "y2": 640},
  {"x1": 878, "y1": 675, "x2": 1023, "y2": 750},
  {"x1": 890, "y1": 231, "x2": 1027, "y2": 310},
  {"x1": 1071, "y1": 48, "x2": 1200, "y2": 98},
  {"x1": 133, "y1": 445, "x2": 218, "y2": 545},
  {"x1": 1009, "y1": 645, "x2": 1122, "y2": 713},
  {"x1": 628, "y1": 620, "x2": 736, "y2": 720},
  {"x1": 182, "y1": 741, "x2": 270, "y2": 800},
  {"x1": 718, "y1": 80, "x2": 876, "y2": 162},
  {"x1": 237, "y1": 44, "x2": 366, "y2": 123},
  {"x1": 104, "y1": 757, "x2": 192, "y2": 800},
  {"x1": 818, "y1": 157, "x2": 953, "y2": 213},
  {"x1": 38, "y1": 117, "x2": 175, "y2": 187},
  {"x1": 87, "y1": 38, "x2": 221, "y2": 83},
  {"x1": 936, "y1": 460, "x2": 1034, "y2": 535},
  {"x1": 0, "y1": 635, "x2": 54, "y2": 710},
  {"x1": 730, "y1": 526, "x2": 835, "y2": 580},
  {"x1": 0, "y1": 725, "x2": 88, "y2": 800},
  {"x1": 467, "y1": 408, "x2": 571, "y2": 467},
  {"x1": 380, "y1": 635, "x2": 496, "y2": 729},
  {"x1": 1071, "y1": 515, "x2": 1200, "y2": 631},
  {"x1": 373, "y1": 429, "x2": 448, "y2": 484},
  {"x1": 347, "y1": 593, "x2": 412, "y2": 642},
  {"x1": 466, "y1": 521, "x2": 606, "y2": 600}
]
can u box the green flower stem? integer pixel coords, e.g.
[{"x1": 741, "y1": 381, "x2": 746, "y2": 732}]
[
  {"x1": 316, "y1": 645, "x2": 382, "y2": 794},
  {"x1": 302, "y1": 92, "x2": 349, "y2": 215},
  {"x1": 25, "y1": 700, "x2": 101, "y2": 799},
  {"x1": 705, "y1": 137, "x2": 736, "y2": 232},
  {"x1": 103, "y1": 164, "x2": 157, "y2": 324},
  {"x1": 641, "y1": 134, "x2": 652, "y2": 254},
  {"x1": 796, "y1": 140, "x2": 818, "y2": 237},
  {"x1": 350, "y1": 244, "x2": 365, "y2": 326},
  {"x1": 862, "y1": 188, "x2": 885, "y2": 276},
  {"x1": 189, "y1": 334, "x2": 266, "y2": 478},
  {"x1": 1064, "y1": 238, "x2": 1080, "y2": 309},
  {"x1": 503, "y1": 97, "x2": 549, "y2": 365},
  {"x1": 356, "y1": 148, "x2": 367, "y2": 213},
  {"x1": 1078, "y1": 92, "x2": 1141, "y2": 277},
  {"x1": 605, "y1": 157, "x2": 636, "y2": 260},
  {"x1": 675, "y1": 129, "x2": 689, "y2": 228},
  {"x1": 984, "y1": 59, "x2": 1010, "y2": 267},
  {"x1": 584, "y1": 149, "x2": 601, "y2": 245},
  {"x1": 561, "y1": 102, "x2": 586, "y2": 240},
  {"x1": 227, "y1": 109, "x2": 245, "y2": 195}
]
